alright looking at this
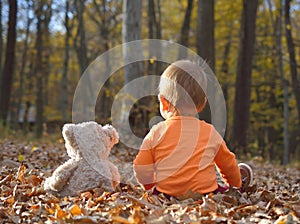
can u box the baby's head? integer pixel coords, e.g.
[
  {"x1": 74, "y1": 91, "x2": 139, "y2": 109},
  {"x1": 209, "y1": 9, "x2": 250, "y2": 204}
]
[{"x1": 158, "y1": 60, "x2": 207, "y2": 118}]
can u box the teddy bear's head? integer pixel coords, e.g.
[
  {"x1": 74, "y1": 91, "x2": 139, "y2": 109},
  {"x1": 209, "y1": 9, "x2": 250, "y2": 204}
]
[{"x1": 62, "y1": 121, "x2": 119, "y2": 160}]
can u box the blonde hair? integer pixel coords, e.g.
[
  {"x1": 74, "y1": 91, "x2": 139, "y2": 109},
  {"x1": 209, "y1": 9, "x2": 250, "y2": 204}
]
[{"x1": 158, "y1": 60, "x2": 207, "y2": 112}]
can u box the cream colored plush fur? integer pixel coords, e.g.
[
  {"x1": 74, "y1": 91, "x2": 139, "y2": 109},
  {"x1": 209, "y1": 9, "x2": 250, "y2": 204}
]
[{"x1": 44, "y1": 121, "x2": 120, "y2": 197}]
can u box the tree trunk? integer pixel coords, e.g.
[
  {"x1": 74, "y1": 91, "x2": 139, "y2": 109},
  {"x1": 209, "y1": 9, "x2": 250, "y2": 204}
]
[
  {"x1": 34, "y1": 1, "x2": 44, "y2": 138},
  {"x1": 16, "y1": 0, "x2": 33, "y2": 129},
  {"x1": 61, "y1": 0, "x2": 71, "y2": 122},
  {"x1": 74, "y1": 0, "x2": 89, "y2": 75},
  {"x1": 0, "y1": 0, "x2": 3, "y2": 101},
  {"x1": 121, "y1": 0, "x2": 143, "y2": 123},
  {"x1": 197, "y1": 0, "x2": 215, "y2": 70},
  {"x1": 284, "y1": 0, "x2": 300, "y2": 164},
  {"x1": 196, "y1": 0, "x2": 215, "y2": 123},
  {"x1": 148, "y1": 0, "x2": 162, "y2": 75},
  {"x1": 178, "y1": 0, "x2": 194, "y2": 59},
  {"x1": 266, "y1": 0, "x2": 289, "y2": 162},
  {"x1": 73, "y1": 0, "x2": 94, "y2": 121},
  {"x1": 88, "y1": 0, "x2": 119, "y2": 121},
  {"x1": 0, "y1": 0, "x2": 17, "y2": 124},
  {"x1": 34, "y1": 0, "x2": 52, "y2": 138},
  {"x1": 232, "y1": 0, "x2": 258, "y2": 153}
]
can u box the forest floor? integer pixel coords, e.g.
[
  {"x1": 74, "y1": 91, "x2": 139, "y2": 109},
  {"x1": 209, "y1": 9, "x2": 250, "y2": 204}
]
[{"x1": 0, "y1": 137, "x2": 300, "y2": 223}]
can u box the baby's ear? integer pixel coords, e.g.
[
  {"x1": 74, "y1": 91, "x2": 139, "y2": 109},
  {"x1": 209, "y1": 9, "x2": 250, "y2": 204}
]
[{"x1": 103, "y1": 124, "x2": 119, "y2": 145}]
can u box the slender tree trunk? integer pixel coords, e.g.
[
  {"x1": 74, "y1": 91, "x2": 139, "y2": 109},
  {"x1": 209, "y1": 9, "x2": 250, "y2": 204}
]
[
  {"x1": 196, "y1": 0, "x2": 215, "y2": 123},
  {"x1": 149, "y1": 0, "x2": 162, "y2": 76},
  {"x1": 284, "y1": 0, "x2": 299, "y2": 164},
  {"x1": 73, "y1": 0, "x2": 94, "y2": 121},
  {"x1": 220, "y1": 20, "x2": 234, "y2": 140},
  {"x1": 0, "y1": 0, "x2": 17, "y2": 124},
  {"x1": 90, "y1": 0, "x2": 114, "y2": 120},
  {"x1": 121, "y1": 0, "x2": 143, "y2": 123},
  {"x1": 266, "y1": 0, "x2": 289, "y2": 162},
  {"x1": 16, "y1": 0, "x2": 33, "y2": 129},
  {"x1": 197, "y1": 0, "x2": 215, "y2": 70},
  {"x1": 61, "y1": 0, "x2": 71, "y2": 122},
  {"x1": 178, "y1": 0, "x2": 194, "y2": 59},
  {"x1": 34, "y1": 0, "x2": 52, "y2": 138},
  {"x1": 0, "y1": 0, "x2": 3, "y2": 100},
  {"x1": 35, "y1": 1, "x2": 44, "y2": 138},
  {"x1": 232, "y1": 0, "x2": 259, "y2": 153},
  {"x1": 74, "y1": 0, "x2": 89, "y2": 75}
]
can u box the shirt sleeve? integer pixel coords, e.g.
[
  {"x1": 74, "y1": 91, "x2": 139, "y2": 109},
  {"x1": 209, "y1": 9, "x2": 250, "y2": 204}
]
[
  {"x1": 214, "y1": 139, "x2": 242, "y2": 188},
  {"x1": 133, "y1": 129, "x2": 156, "y2": 190}
]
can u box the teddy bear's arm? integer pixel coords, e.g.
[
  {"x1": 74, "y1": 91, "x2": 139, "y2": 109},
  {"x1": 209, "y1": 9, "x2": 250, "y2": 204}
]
[
  {"x1": 44, "y1": 159, "x2": 78, "y2": 192},
  {"x1": 108, "y1": 162, "x2": 120, "y2": 189}
]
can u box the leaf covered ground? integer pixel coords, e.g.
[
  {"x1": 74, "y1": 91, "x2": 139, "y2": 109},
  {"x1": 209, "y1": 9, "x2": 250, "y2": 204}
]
[{"x1": 0, "y1": 139, "x2": 300, "y2": 223}]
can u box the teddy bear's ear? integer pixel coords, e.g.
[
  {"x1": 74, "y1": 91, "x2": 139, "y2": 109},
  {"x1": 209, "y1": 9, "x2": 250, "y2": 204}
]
[
  {"x1": 62, "y1": 123, "x2": 75, "y2": 141},
  {"x1": 103, "y1": 124, "x2": 119, "y2": 145}
]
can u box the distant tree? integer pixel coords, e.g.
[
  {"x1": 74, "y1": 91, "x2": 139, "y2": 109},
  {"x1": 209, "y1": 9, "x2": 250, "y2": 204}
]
[
  {"x1": 121, "y1": 0, "x2": 143, "y2": 128},
  {"x1": 34, "y1": 0, "x2": 52, "y2": 138},
  {"x1": 233, "y1": 0, "x2": 259, "y2": 153},
  {"x1": 0, "y1": 0, "x2": 17, "y2": 124},
  {"x1": 0, "y1": 0, "x2": 3, "y2": 98},
  {"x1": 196, "y1": 0, "x2": 215, "y2": 123},
  {"x1": 16, "y1": 0, "x2": 34, "y2": 128},
  {"x1": 197, "y1": 0, "x2": 215, "y2": 70},
  {"x1": 74, "y1": 0, "x2": 88, "y2": 75},
  {"x1": 87, "y1": 0, "x2": 122, "y2": 120},
  {"x1": 61, "y1": 0, "x2": 73, "y2": 122},
  {"x1": 284, "y1": 0, "x2": 300, "y2": 164},
  {"x1": 148, "y1": 0, "x2": 162, "y2": 41},
  {"x1": 148, "y1": 0, "x2": 162, "y2": 76},
  {"x1": 178, "y1": 0, "x2": 194, "y2": 59}
]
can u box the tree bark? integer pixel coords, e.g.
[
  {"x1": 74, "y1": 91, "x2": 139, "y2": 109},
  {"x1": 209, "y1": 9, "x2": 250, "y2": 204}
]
[
  {"x1": 232, "y1": 0, "x2": 259, "y2": 153},
  {"x1": 61, "y1": 0, "x2": 72, "y2": 122},
  {"x1": 34, "y1": 1, "x2": 44, "y2": 138},
  {"x1": 178, "y1": 0, "x2": 194, "y2": 59},
  {"x1": 284, "y1": 0, "x2": 300, "y2": 164},
  {"x1": 122, "y1": 0, "x2": 143, "y2": 85},
  {"x1": 120, "y1": 0, "x2": 144, "y2": 140},
  {"x1": 74, "y1": 0, "x2": 89, "y2": 75},
  {"x1": 0, "y1": 0, "x2": 17, "y2": 124},
  {"x1": 196, "y1": 0, "x2": 215, "y2": 123},
  {"x1": 121, "y1": 0, "x2": 143, "y2": 114},
  {"x1": 266, "y1": 0, "x2": 289, "y2": 162},
  {"x1": 34, "y1": 0, "x2": 52, "y2": 138},
  {"x1": 16, "y1": 0, "x2": 33, "y2": 129},
  {"x1": 197, "y1": 0, "x2": 215, "y2": 70},
  {"x1": 0, "y1": 0, "x2": 3, "y2": 100},
  {"x1": 88, "y1": 0, "x2": 121, "y2": 120}
]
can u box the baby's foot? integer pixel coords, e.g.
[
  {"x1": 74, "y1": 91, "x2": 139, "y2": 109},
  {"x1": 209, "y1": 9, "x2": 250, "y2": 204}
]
[{"x1": 238, "y1": 163, "x2": 253, "y2": 192}]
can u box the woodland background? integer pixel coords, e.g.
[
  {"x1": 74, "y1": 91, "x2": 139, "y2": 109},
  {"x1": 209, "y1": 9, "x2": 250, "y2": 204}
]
[{"x1": 0, "y1": 0, "x2": 300, "y2": 165}]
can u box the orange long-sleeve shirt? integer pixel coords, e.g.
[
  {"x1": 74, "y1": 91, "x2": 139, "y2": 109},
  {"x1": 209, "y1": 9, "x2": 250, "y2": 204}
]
[{"x1": 133, "y1": 116, "x2": 241, "y2": 197}]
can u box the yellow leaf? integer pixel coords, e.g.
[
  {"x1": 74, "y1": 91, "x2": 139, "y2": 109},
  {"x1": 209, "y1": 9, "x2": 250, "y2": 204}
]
[
  {"x1": 54, "y1": 204, "x2": 68, "y2": 219},
  {"x1": 69, "y1": 204, "x2": 82, "y2": 216},
  {"x1": 150, "y1": 56, "x2": 157, "y2": 64},
  {"x1": 31, "y1": 146, "x2": 39, "y2": 152},
  {"x1": 55, "y1": 209, "x2": 68, "y2": 219},
  {"x1": 18, "y1": 154, "x2": 25, "y2": 162},
  {"x1": 45, "y1": 205, "x2": 55, "y2": 214}
]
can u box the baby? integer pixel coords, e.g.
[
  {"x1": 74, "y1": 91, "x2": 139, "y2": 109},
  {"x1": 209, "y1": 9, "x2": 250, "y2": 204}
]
[{"x1": 133, "y1": 60, "x2": 253, "y2": 198}]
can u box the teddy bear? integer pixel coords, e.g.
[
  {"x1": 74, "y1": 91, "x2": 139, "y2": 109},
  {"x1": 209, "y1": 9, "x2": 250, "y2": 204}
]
[{"x1": 44, "y1": 121, "x2": 120, "y2": 197}]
